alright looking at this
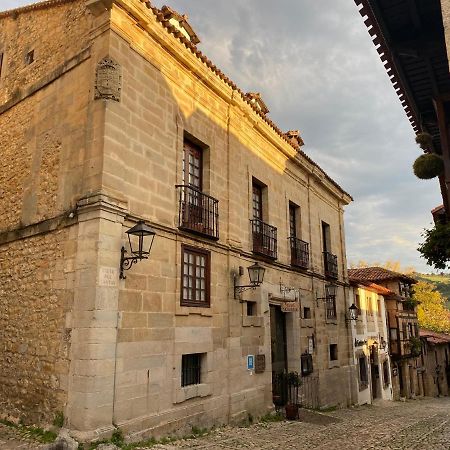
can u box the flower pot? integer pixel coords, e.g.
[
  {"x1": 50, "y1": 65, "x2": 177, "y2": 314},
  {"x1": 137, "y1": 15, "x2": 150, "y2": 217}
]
[{"x1": 285, "y1": 403, "x2": 299, "y2": 420}]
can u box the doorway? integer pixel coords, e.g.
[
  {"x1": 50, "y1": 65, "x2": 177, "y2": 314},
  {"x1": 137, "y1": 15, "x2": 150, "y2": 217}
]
[{"x1": 270, "y1": 305, "x2": 287, "y2": 408}]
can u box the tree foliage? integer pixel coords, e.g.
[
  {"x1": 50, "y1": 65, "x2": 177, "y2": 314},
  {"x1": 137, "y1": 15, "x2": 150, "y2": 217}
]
[
  {"x1": 413, "y1": 281, "x2": 450, "y2": 333},
  {"x1": 417, "y1": 222, "x2": 450, "y2": 270}
]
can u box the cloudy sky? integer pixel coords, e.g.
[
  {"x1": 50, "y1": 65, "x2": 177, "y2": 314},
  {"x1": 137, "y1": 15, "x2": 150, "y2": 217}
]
[{"x1": 3, "y1": 0, "x2": 444, "y2": 273}]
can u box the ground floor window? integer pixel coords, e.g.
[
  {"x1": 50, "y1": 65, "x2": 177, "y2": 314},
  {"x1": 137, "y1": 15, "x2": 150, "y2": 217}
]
[
  {"x1": 329, "y1": 344, "x2": 338, "y2": 361},
  {"x1": 181, "y1": 353, "x2": 202, "y2": 387}
]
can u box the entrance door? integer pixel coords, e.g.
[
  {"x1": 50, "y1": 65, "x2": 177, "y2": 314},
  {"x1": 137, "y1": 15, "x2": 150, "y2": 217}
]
[
  {"x1": 270, "y1": 305, "x2": 287, "y2": 407},
  {"x1": 371, "y1": 364, "x2": 379, "y2": 399},
  {"x1": 270, "y1": 305, "x2": 287, "y2": 373}
]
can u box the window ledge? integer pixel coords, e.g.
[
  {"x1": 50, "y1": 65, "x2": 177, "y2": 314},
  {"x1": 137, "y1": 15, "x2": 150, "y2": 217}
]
[
  {"x1": 175, "y1": 305, "x2": 213, "y2": 317},
  {"x1": 328, "y1": 361, "x2": 340, "y2": 369},
  {"x1": 325, "y1": 319, "x2": 338, "y2": 325},
  {"x1": 242, "y1": 316, "x2": 263, "y2": 327},
  {"x1": 174, "y1": 383, "x2": 211, "y2": 404}
]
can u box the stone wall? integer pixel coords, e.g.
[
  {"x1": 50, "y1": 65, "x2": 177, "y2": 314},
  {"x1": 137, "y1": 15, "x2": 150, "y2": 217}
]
[{"x1": 0, "y1": 227, "x2": 74, "y2": 424}]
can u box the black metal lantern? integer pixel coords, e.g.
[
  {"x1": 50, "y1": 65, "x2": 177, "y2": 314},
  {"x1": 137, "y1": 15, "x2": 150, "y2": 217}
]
[
  {"x1": 120, "y1": 221, "x2": 156, "y2": 279},
  {"x1": 234, "y1": 262, "x2": 265, "y2": 298},
  {"x1": 348, "y1": 303, "x2": 358, "y2": 321},
  {"x1": 248, "y1": 262, "x2": 265, "y2": 286}
]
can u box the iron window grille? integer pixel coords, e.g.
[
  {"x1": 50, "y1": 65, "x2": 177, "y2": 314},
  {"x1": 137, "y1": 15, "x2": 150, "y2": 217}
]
[
  {"x1": 176, "y1": 185, "x2": 219, "y2": 239},
  {"x1": 325, "y1": 295, "x2": 337, "y2": 320},
  {"x1": 181, "y1": 353, "x2": 202, "y2": 387},
  {"x1": 180, "y1": 246, "x2": 210, "y2": 307},
  {"x1": 323, "y1": 251, "x2": 338, "y2": 279},
  {"x1": 289, "y1": 237, "x2": 309, "y2": 269},
  {"x1": 250, "y1": 218, "x2": 277, "y2": 259}
]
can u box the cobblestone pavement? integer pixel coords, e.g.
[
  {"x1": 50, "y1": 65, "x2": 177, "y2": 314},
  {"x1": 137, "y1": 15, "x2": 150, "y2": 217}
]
[{"x1": 0, "y1": 397, "x2": 449, "y2": 449}]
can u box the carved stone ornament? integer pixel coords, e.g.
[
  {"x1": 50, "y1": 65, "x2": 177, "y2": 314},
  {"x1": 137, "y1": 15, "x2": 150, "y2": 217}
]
[{"x1": 95, "y1": 57, "x2": 122, "y2": 101}]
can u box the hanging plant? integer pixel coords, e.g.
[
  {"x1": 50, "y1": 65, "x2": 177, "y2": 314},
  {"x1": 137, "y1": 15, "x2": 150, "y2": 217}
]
[
  {"x1": 413, "y1": 154, "x2": 444, "y2": 179},
  {"x1": 417, "y1": 222, "x2": 450, "y2": 270},
  {"x1": 415, "y1": 132, "x2": 433, "y2": 151}
]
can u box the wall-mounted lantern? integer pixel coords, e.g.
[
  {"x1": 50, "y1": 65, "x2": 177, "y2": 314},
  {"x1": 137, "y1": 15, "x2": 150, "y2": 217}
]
[
  {"x1": 346, "y1": 303, "x2": 359, "y2": 322},
  {"x1": 234, "y1": 262, "x2": 265, "y2": 299},
  {"x1": 120, "y1": 221, "x2": 156, "y2": 279}
]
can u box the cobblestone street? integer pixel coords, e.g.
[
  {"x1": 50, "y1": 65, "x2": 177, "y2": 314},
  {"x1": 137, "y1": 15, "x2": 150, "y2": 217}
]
[{"x1": 1, "y1": 397, "x2": 449, "y2": 449}]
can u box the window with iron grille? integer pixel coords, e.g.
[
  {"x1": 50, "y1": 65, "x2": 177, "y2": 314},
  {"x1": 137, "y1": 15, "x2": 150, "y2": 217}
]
[
  {"x1": 246, "y1": 301, "x2": 256, "y2": 316},
  {"x1": 181, "y1": 353, "x2": 202, "y2": 387},
  {"x1": 181, "y1": 246, "x2": 210, "y2": 307},
  {"x1": 325, "y1": 295, "x2": 337, "y2": 320},
  {"x1": 358, "y1": 355, "x2": 368, "y2": 389}
]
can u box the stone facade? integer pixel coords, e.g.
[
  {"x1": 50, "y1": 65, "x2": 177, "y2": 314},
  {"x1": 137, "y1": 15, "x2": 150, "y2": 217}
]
[
  {"x1": 348, "y1": 283, "x2": 393, "y2": 404},
  {"x1": 0, "y1": 0, "x2": 354, "y2": 440}
]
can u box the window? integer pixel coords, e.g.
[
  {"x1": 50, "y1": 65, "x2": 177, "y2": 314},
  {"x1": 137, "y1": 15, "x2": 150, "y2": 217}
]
[
  {"x1": 325, "y1": 294, "x2": 337, "y2": 320},
  {"x1": 181, "y1": 353, "x2": 202, "y2": 387},
  {"x1": 183, "y1": 139, "x2": 202, "y2": 189},
  {"x1": 367, "y1": 297, "x2": 373, "y2": 315},
  {"x1": 289, "y1": 203, "x2": 298, "y2": 238},
  {"x1": 181, "y1": 246, "x2": 210, "y2": 307},
  {"x1": 377, "y1": 298, "x2": 382, "y2": 317},
  {"x1": 25, "y1": 49, "x2": 34, "y2": 65},
  {"x1": 246, "y1": 301, "x2": 256, "y2": 316},
  {"x1": 321, "y1": 221, "x2": 331, "y2": 253},
  {"x1": 301, "y1": 353, "x2": 313, "y2": 376},
  {"x1": 252, "y1": 181, "x2": 263, "y2": 220},
  {"x1": 329, "y1": 344, "x2": 338, "y2": 361},
  {"x1": 303, "y1": 307, "x2": 311, "y2": 319},
  {"x1": 382, "y1": 360, "x2": 390, "y2": 387},
  {"x1": 358, "y1": 355, "x2": 368, "y2": 389}
]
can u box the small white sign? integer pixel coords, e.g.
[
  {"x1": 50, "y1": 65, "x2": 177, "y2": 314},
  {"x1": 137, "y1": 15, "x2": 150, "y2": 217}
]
[
  {"x1": 247, "y1": 355, "x2": 255, "y2": 371},
  {"x1": 99, "y1": 267, "x2": 118, "y2": 287}
]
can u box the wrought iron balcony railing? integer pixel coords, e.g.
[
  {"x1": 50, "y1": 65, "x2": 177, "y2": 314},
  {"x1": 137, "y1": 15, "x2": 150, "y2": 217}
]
[
  {"x1": 250, "y1": 218, "x2": 277, "y2": 259},
  {"x1": 176, "y1": 185, "x2": 219, "y2": 240},
  {"x1": 323, "y1": 251, "x2": 338, "y2": 279},
  {"x1": 289, "y1": 237, "x2": 309, "y2": 269}
]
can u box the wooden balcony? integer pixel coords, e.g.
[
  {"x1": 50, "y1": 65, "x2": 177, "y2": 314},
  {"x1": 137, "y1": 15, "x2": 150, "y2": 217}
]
[
  {"x1": 323, "y1": 251, "x2": 338, "y2": 279},
  {"x1": 176, "y1": 185, "x2": 219, "y2": 240},
  {"x1": 289, "y1": 237, "x2": 309, "y2": 269},
  {"x1": 250, "y1": 218, "x2": 277, "y2": 259}
]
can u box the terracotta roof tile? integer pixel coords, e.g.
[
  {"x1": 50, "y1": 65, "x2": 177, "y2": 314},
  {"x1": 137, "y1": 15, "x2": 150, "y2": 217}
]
[
  {"x1": 0, "y1": 0, "x2": 352, "y2": 201},
  {"x1": 420, "y1": 330, "x2": 450, "y2": 344},
  {"x1": 348, "y1": 267, "x2": 417, "y2": 284}
]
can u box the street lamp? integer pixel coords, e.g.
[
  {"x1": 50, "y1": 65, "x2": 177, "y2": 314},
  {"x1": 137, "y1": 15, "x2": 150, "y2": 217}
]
[
  {"x1": 347, "y1": 303, "x2": 359, "y2": 321},
  {"x1": 234, "y1": 262, "x2": 265, "y2": 298},
  {"x1": 120, "y1": 221, "x2": 156, "y2": 279}
]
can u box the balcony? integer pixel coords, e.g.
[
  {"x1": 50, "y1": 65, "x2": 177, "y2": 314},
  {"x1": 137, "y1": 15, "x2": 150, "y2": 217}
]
[
  {"x1": 323, "y1": 251, "x2": 338, "y2": 279},
  {"x1": 250, "y1": 219, "x2": 277, "y2": 259},
  {"x1": 289, "y1": 237, "x2": 309, "y2": 269},
  {"x1": 176, "y1": 185, "x2": 219, "y2": 240}
]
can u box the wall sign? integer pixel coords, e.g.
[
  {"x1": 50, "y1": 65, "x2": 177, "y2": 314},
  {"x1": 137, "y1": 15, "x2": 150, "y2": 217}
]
[
  {"x1": 281, "y1": 301, "x2": 299, "y2": 312},
  {"x1": 247, "y1": 355, "x2": 255, "y2": 371},
  {"x1": 255, "y1": 355, "x2": 266, "y2": 373},
  {"x1": 354, "y1": 338, "x2": 367, "y2": 347}
]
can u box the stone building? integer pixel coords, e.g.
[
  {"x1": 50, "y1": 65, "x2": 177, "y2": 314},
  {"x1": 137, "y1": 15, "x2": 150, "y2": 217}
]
[
  {"x1": 419, "y1": 330, "x2": 450, "y2": 397},
  {"x1": 348, "y1": 268, "x2": 421, "y2": 400},
  {"x1": 348, "y1": 278, "x2": 393, "y2": 404},
  {"x1": 0, "y1": 0, "x2": 354, "y2": 440}
]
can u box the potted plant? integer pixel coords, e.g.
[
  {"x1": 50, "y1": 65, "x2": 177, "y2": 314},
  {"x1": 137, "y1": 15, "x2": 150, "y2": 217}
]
[
  {"x1": 285, "y1": 371, "x2": 301, "y2": 420},
  {"x1": 413, "y1": 153, "x2": 444, "y2": 179},
  {"x1": 415, "y1": 132, "x2": 433, "y2": 150}
]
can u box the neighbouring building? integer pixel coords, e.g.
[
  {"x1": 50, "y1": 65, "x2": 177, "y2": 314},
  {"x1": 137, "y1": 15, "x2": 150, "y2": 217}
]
[
  {"x1": 348, "y1": 268, "x2": 420, "y2": 400},
  {"x1": 420, "y1": 330, "x2": 450, "y2": 397},
  {"x1": 0, "y1": 0, "x2": 354, "y2": 441},
  {"x1": 348, "y1": 277, "x2": 393, "y2": 404}
]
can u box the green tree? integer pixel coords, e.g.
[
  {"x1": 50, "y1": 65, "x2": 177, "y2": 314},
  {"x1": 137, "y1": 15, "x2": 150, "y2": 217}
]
[
  {"x1": 417, "y1": 222, "x2": 450, "y2": 270},
  {"x1": 413, "y1": 281, "x2": 450, "y2": 333}
]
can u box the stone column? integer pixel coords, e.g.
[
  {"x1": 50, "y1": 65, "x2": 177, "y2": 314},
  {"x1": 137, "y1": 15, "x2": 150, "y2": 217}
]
[{"x1": 65, "y1": 193, "x2": 127, "y2": 439}]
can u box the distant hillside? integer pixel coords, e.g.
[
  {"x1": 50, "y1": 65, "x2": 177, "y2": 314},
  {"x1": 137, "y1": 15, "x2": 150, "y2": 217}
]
[{"x1": 415, "y1": 273, "x2": 450, "y2": 310}]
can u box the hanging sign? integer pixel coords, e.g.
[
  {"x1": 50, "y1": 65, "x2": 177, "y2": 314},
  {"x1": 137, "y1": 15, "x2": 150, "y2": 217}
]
[{"x1": 281, "y1": 301, "x2": 299, "y2": 312}]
